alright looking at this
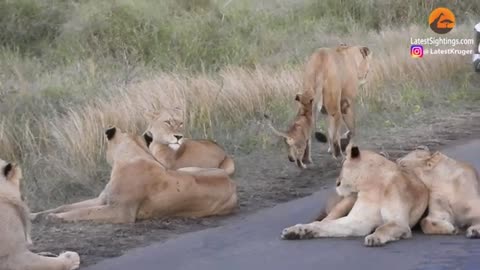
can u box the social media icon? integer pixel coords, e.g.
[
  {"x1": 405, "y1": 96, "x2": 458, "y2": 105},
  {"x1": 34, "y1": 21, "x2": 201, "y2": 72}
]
[{"x1": 410, "y1": 45, "x2": 424, "y2": 58}]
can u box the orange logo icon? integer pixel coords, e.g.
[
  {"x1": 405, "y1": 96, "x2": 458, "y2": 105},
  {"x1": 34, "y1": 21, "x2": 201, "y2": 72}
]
[{"x1": 429, "y1": 7, "x2": 455, "y2": 34}]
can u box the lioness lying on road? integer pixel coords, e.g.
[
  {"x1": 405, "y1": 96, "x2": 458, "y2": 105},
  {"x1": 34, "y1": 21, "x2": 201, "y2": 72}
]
[
  {"x1": 31, "y1": 127, "x2": 237, "y2": 223},
  {"x1": 304, "y1": 44, "x2": 371, "y2": 158},
  {"x1": 0, "y1": 159, "x2": 80, "y2": 270},
  {"x1": 265, "y1": 92, "x2": 314, "y2": 169},
  {"x1": 145, "y1": 109, "x2": 235, "y2": 175},
  {"x1": 397, "y1": 146, "x2": 480, "y2": 238},
  {"x1": 281, "y1": 145, "x2": 429, "y2": 246}
]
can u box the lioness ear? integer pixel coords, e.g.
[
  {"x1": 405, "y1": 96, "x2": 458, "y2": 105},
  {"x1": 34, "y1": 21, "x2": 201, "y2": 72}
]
[
  {"x1": 3, "y1": 163, "x2": 12, "y2": 178},
  {"x1": 350, "y1": 146, "x2": 360, "y2": 159},
  {"x1": 105, "y1": 127, "x2": 117, "y2": 141},
  {"x1": 360, "y1": 47, "x2": 370, "y2": 58},
  {"x1": 145, "y1": 111, "x2": 159, "y2": 121},
  {"x1": 416, "y1": 145, "x2": 430, "y2": 152},
  {"x1": 295, "y1": 94, "x2": 301, "y2": 102},
  {"x1": 143, "y1": 131, "x2": 153, "y2": 147},
  {"x1": 426, "y1": 152, "x2": 442, "y2": 168},
  {"x1": 379, "y1": 151, "x2": 390, "y2": 159}
]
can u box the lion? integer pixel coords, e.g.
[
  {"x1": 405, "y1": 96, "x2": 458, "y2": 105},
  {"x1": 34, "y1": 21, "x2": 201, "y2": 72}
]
[
  {"x1": 303, "y1": 44, "x2": 372, "y2": 159},
  {"x1": 145, "y1": 109, "x2": 235, "y2": 176},
  {"x1": 31, "y1": 127, "x2": 237, "y2": 223},
  {"x1": 281, "y1": 144, "x2": 429, "y2": 247},
  {"x1": 264, "y1": 92, "x2": 314, "y2": 169},
  {"x1": 0, "y1": 159, "x2": 80, "y2": 270},
  {"x1": 396, "y1": 146, "x2": 480, "y2": 238}
]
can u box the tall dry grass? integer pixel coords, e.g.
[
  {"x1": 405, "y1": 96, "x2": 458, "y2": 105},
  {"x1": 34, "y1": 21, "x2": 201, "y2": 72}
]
[{"x1": 1, "y1": 14, "x2": 478, "y2": 208}]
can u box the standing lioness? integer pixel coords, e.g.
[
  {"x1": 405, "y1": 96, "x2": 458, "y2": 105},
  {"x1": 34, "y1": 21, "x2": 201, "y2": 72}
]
[
  {"x1": 281, "y1": 145, "x2": 428, "y2": 247},
  {"x1": 305, "y1": 44, "x2": 371, "y2": 158},
  {"x1": 31, "y1": 127, "x2": 237, "y2": 223},
  {"x1": 0, "y1": 159, "x2": 80, "y2": 270},
  {"x1": 397, "y1": 146, "x2": 480, "y2": 238}
]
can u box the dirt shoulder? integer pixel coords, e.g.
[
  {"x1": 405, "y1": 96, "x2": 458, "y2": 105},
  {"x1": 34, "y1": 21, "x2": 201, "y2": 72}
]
[{"x1": 30, "y1": 106, "x2": 480, "y2": 267}]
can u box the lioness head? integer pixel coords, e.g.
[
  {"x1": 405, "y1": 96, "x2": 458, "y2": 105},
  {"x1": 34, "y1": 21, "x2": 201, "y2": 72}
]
[
  {"x1": 337, "y1": 45, "x2": 372, "y2": 85},
  {"x1": 396, "y1": 146, "x2": 443, "y2": 185},
  {"x1": 146, "y1": 108, "x2": 184, "y2": 149},
  {"x1": 0, "y1": 159, "x2": 22, "y2": 197},
  {"x1": 336, "y1": 144, "x2": 390, "y2": 196},
  {"x1": 104, "y1": 126, "x2": 150, "y2": 165}
]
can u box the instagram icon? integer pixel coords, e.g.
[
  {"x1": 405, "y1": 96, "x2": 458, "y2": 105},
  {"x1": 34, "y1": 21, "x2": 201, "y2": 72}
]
[{"x1": 410, "y1": 45, "x2": 424, "y2": 58}]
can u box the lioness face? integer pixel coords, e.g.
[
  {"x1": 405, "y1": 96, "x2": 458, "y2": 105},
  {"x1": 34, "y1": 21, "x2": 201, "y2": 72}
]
[
  {"x1": 346, "y1": 46, "x2": 371, "y2": 85},
  {"x1": 396, "y1": 148, "x2": 432, "y2": 171},
  {"x1": 0, "y1": 159, "x2": 22, "y2": 196},
  {"x1": 147, "y1": 111, "x2": 184, "y2": 148},
  {"x1": 336, "y1": 146, "x2": 383, "y2": 196}
]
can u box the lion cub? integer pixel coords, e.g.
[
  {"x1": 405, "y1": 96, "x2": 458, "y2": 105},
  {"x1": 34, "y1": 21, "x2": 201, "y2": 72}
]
[
  {"x1": 265, "y1": 92, "x2": 314, "y2": 169},
  {"x1": 145, "y1": 109, "x2": 235, "y2": 175},
  {"x1": 32, "y1": 127, "x2": 237, "y2": 223},
  {"x1": 0, "y1": 159, "x2": 80, "y2": 270},
  {"x1": 281, "y1": 145, "x2": 428, "y2": 246},
  {"x1": 397, "y1": 146, "x2": 480, "y2": 238}
]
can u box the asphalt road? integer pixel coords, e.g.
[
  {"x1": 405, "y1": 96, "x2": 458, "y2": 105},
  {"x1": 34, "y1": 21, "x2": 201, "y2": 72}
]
[{"x1": 85, "y1": 139, "x2": 480, "y2": 270}]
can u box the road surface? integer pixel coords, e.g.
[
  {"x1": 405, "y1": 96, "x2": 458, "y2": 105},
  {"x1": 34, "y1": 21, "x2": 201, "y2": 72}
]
[{"x1": 85, "y1": 139, "x2": 480, "y2": 270}]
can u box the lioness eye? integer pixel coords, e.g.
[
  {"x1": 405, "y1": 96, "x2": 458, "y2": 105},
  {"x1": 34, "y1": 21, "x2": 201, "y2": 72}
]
[
  {"x1": 179, "y1": 122, "x2": 184, "y2": 127},
  {"x1": 164, "y1": 120, "x2": 171, "y2": 126}
]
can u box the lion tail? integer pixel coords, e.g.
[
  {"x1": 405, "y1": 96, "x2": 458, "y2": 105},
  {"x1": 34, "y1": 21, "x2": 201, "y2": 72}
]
[{"x1": 263, "y1": 114, "x2": 289, "y2": 139}]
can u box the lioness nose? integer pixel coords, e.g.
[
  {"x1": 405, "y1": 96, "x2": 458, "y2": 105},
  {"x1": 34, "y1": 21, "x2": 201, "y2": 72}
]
[{"x1": 174, "y1": 135, "x2": 183, "y2": 140}]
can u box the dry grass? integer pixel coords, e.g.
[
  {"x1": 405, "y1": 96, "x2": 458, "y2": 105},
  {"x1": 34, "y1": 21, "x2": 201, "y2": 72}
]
[{"x1": 1, "y1": 23, "x2": 478, "y2": 209}]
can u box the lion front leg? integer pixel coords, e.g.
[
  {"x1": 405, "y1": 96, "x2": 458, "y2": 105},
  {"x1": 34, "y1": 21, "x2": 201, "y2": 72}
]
[
  {"x1": 281, "y1": 215, "x2": 375, "y2": 240},
  {"x1": 364, "y1": 222, "x2": 412, "y2": 247},
  {"x1": 12, "y1": 250, "x2": 80, "y2": 270}
]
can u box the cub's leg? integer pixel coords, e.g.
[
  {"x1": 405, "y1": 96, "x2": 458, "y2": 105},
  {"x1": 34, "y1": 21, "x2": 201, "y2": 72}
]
[
  {"x1": 47, "y1": 205, "x2": 137, "y2": 224},
  {"x1": 12, "y1": 250, "x2": 80, "y2": 270},
  {"x1": 302, "y1": 139, "x2": 313, "y2": 165},
  {"x1": 282, "y1": 201, "x2": 378, "y2": 240}
]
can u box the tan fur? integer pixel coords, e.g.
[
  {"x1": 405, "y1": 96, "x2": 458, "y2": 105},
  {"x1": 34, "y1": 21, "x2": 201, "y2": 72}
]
[
  {"x1": 0, "y1": 160, "x2": 80, "y2": 270},
  {"x1": 305, "y1": 44, "x2": 372, "y2": 159},
  {"x1": 31, "y1": 127, "x2": 237, "y2": 223},
  {"x1": 397, "y1": 147, "x2": 480, "y2": 238},
  {"x1": 146, "y1": 109, "x2": 235, "y2": 175},
  {"x1": 265, "y1": 92, "x2": 314, "y2": 169},
  {"x1": 281, "y1": 145, "x2": 429, "y2": 247}
]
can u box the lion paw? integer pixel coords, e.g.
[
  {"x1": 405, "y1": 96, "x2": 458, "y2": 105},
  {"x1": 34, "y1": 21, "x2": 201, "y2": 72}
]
[
  {"x1": 281, "y1": 224, "x2": 316, "y2": 240},
  {"x1": 58, "y1": 251, "x2": 80, "y2": 270},
  {"x1": 364, "y1": 234, "x2": 385, "y2": 247},
  {"x1": 466, "y1": 227, "x2": 480, "y2": 238},
  {"x1": 46, "y1": 213, "x2": 64, "y2": 223}
]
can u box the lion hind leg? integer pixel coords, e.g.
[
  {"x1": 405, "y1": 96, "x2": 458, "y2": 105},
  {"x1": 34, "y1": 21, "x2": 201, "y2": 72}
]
[
  {"x1": 302, "y1": 139, "x2": 313, "y2": 165},
  {"x1": 12, "y1": 250, "x2": 80, "y2": 270},
  {"x1": 420, "y1": 216, "x2": 457, "y2": 235},
  {"x1": 364, "y1": 222, "x2": 412, "y2": 247},
  {"x1": 31, "y1": 197, "x2": 103, "y2": 221},
  {"x1": 48, "y1": 204, "x2": 137, "y2": 224}
]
